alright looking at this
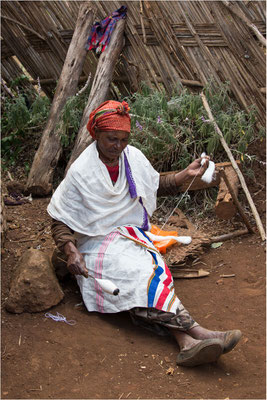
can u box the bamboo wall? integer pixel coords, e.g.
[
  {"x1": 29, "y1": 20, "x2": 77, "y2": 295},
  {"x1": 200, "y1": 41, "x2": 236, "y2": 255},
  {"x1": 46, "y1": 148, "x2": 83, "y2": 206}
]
[{"x1": 1, "y1": 1, "x2": 266, "y2": 124}]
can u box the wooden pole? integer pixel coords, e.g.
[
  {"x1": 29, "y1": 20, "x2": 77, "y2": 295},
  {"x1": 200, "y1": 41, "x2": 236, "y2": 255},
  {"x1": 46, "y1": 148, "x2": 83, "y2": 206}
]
[
  {"x1": 66, "y1": 18, "x2": 126, "y2": 170},
  {"x1": 222, "y1": 0, "x2": 266, "y2": 47},
  {"x1": 26, "y1": 4, "x2": 94, "y2": 196},
  {"x1": 139, "y1": 0, "x2": 147, "y2": 44},
  {"x1": 0, "y1": 14, "x2": 46, "y2": 41},
  {"x1": 215, "y1": 165, "x2": 239, "y2": 220},
  {"x1": 201, "y1": 92, "x2": 266, "y2": 241},
  {"x1": 29, "y1": 76, "x2": 203, "y2": 88},
  {"x1": 209, "y1": 229, "x2": 249, "y2": 243},
  {"x1": 220, "y1": 169, "x2": 254, "y2": 233}
]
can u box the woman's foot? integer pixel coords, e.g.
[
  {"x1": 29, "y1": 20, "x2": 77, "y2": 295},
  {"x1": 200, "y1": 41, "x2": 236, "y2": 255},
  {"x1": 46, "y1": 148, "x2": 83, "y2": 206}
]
[
  {"x1": 170, "y1": 329, "x2": 224, "y2": 367},
  {"x1": 176, "y1": 338, "x2": 224, "y2": 367},
  {"x1": 188, "y1": 326, "x2": 242, "y2": 354}
]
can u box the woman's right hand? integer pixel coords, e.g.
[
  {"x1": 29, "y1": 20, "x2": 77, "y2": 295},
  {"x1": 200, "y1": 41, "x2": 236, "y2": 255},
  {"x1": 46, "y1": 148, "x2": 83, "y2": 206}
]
[{"x1": 64, "y1": 242, "x2": 89, "y2": 278}]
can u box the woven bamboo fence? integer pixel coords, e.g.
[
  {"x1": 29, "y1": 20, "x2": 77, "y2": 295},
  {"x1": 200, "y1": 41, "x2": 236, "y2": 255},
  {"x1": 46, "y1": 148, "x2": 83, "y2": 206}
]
[{"x1": 1, "y1": 1, "x2": 266, "y2": 124}]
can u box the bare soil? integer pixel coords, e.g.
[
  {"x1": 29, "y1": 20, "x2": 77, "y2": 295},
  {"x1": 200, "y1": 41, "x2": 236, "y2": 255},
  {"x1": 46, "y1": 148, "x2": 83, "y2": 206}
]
[{"x1": 1, "y1": 146, "x2": 266, "y2": 399}]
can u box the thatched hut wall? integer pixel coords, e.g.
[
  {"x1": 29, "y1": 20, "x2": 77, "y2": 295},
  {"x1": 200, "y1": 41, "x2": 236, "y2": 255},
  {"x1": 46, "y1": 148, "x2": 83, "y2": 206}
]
[{"x1": 1, "y1": 1, "x2": 266, "y2": 123}]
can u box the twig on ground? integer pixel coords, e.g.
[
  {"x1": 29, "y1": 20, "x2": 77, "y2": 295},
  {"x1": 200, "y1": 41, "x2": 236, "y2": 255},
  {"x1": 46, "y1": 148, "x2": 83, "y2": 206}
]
[
  {"x1": 7, "y1": 171, "x2": 14, "y2": 181},
  {"x1": 29, "y1": 386, "x2": 42, "y2": 391}
]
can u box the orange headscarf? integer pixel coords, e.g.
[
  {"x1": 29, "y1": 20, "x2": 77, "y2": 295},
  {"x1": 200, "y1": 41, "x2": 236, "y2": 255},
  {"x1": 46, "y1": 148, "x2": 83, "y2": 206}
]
[{"x1": 87, "y1": 100, "x2": 131, "y2": 139}]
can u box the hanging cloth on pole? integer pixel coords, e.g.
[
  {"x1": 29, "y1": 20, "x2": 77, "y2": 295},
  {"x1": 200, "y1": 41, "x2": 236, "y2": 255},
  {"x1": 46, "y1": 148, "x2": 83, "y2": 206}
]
[{"x1": 86, "y1": 6, "x2": 127, "y2": 54}]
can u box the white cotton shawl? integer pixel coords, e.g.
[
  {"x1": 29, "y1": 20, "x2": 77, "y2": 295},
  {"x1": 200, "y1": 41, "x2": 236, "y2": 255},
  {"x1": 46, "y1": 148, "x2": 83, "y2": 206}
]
[{"x1": 47, "y1": 142, "x2": 159, "y2": 236}]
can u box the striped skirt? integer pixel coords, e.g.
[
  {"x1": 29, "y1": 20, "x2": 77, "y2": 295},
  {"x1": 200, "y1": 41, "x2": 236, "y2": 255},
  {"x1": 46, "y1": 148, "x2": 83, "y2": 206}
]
[{"x1": 76, "y1": 225, "x2": 181, "y2": 315}]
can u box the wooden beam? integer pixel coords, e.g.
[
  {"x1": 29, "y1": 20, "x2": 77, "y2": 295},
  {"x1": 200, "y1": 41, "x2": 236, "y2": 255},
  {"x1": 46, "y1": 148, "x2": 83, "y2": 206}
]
[
  {"x1": 209, "y1": 229, "x2": 250, "y2": 243},
  {"x1": 219, "y1": 169, "x2": 254, "y2": 233},
  {"x1": 222, "y1": 0, "x2": 266, "y2": 47},
  {"x1": 26, "y1": 4, "x2": 94, "y2": 196},
  {"x1": 29, "y1": 76, "x2": 204, "y2": 88},
  {"x1": 66, "y1": 18, "x2": 126, "y2": 170},
  {"x1": 215, "y1": 165, "x2": 239, "y2": 220},
  {"x1": 0, "y1": 14, "x2": 46, "y2": 41},
  {"x1": 201, "y1": 92, "x2": 265, "y2": 240}
]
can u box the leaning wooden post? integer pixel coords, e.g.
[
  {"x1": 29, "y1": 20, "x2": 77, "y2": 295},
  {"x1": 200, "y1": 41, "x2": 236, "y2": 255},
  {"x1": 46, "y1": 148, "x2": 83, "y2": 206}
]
[
  {"x1": 215, "y1": 164, "x2": 239, "y2": 220},
  {"x1": 26, "y1": 4, "x2": 94, "y2": 196},
  {"x1": 222, "y1": 0, "x2": 266, "y2": 48},
  {"x1": 219, "y1": 169, "x2": 254, "y2": 233},
  {"x1": 66, "y1": 18, "x2": 126, "y2": 171},
  {"x1": 201, "y1": 92, "x2": 266, "y2": 241}
]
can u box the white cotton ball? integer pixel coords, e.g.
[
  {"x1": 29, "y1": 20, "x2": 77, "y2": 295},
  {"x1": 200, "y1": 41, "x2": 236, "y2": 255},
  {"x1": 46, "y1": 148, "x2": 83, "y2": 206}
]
[{"x1": 201, "y1": 152, "x2": 215, "y2": 184}]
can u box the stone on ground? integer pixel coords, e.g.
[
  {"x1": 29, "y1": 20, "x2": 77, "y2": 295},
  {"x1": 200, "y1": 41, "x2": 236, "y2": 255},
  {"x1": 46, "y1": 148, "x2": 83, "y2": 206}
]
[{"x1": 6, "y1": 248, "x2": 64, "y2": 313}]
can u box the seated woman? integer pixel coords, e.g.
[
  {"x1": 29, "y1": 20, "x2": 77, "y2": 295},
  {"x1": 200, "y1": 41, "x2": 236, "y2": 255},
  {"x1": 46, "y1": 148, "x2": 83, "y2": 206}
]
[{"x1": 48, "y1": 100, "x2": 241, "y2": 367}]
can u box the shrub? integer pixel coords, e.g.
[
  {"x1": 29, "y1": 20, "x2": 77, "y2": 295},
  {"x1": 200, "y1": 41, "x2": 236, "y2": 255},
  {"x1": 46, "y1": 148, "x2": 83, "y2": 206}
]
[
  {"x1": 127, "y1": 81, "x2": 264, "y2": 172},
  {"x1": 1, "y1": 91, "x2": 51, "y2": 169}
]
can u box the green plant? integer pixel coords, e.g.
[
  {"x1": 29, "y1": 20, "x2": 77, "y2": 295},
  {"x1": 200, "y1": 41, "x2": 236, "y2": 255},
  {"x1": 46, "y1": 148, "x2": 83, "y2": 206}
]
[
  {"x1": 126, "y1": 81, "x2": 265, "y2": 172},
  {"x1": 57, "y1": 86, "x2": 91, "y2": 151},
  {"x1": 1, "y1": 90, "x2": 51, "y2": 168},
  {"x1": 10, "y1": 74, "x2": 30, "y2": 89}
]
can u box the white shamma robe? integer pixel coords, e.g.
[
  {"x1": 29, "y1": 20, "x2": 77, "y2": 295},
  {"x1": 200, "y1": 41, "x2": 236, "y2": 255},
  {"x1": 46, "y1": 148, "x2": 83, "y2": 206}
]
[{"x1": 47, "y1": 142, "x2": 181, "y2": 314}]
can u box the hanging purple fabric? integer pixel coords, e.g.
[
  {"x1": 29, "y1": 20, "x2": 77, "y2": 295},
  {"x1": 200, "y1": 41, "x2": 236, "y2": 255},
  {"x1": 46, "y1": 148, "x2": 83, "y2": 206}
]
[
  {"x1": 124, "y1": 152, "x2": 149, "y2": 231},
  {"x1": 86, "y1": 6, "x2": 127, "y2": 54},
  {"x1": 124, "y1": 152, "x2": 137, "y2": 199}
]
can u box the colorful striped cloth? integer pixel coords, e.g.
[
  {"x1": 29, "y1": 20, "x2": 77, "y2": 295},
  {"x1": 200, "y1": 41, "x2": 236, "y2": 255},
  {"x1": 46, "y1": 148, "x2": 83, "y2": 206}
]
[
  {"x1": 76, "y1": 225, "x2": 181, "y2": 314},
  {"x1": 86, "y1": 6, "x2": 127, "y2": 54}
]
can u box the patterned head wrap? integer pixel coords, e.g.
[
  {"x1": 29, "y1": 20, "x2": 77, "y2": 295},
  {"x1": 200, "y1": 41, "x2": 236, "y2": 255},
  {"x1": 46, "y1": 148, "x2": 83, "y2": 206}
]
[{"x1": 87, "y1": 100, "x2": 131, "y2": 139}]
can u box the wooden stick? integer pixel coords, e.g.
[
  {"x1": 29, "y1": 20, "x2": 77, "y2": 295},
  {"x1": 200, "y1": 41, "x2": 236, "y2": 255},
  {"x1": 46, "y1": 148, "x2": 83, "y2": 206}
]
[
  {"x1": 201, "y1": 92, "x2": 266, "y2": 241},
  {"x1": 139, "y1": 0, "x2": 147, "y2": 44},
  {"x1": 215, "y1": 165, "x2": 238, "y2": 220},
  {"x1": 26, "y1": 4, "x2": 94, "y2": 196},
  {"x1": 29, "y1": 76, "x2": 203, "y2": 88},
  {"x1": 0, "y1": 14, "x2": 46, "y2": 41},
  {"x1": 220, "y1": 169, "x2": 254, "y2": 233},
  {"x1": 209, "y1": 229, "x2": 249, "y2": 243},
  {"x1": 1, "y1": 78, "x2": 14, "y2": 97},
  {"x1": 222, "y1": 0, "x2": 266, "y2": 47},
  {"x1": 66, "y1": 18, "x2": 126, "y2": 169}
]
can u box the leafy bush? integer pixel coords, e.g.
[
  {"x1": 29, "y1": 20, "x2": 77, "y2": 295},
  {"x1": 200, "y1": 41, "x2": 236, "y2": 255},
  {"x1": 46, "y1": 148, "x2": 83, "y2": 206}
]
[
  {"x1": 2, "y1": 77, "x2": 265, "y2": 199},
  {"x1": 127, "y1": 81, "x2": 264, "y2": 172},
  {"x1": 1, "y1": 91, "x2": 51, "y2": 169},
  {"x1": 57, "y1": 87, "x2": 91, "y2": 150}
]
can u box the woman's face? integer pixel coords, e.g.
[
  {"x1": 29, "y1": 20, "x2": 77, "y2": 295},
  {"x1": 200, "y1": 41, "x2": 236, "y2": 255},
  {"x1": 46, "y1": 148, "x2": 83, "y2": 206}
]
[{"x1": 95, "y1": 130, "x2": 130, "y2": 164}]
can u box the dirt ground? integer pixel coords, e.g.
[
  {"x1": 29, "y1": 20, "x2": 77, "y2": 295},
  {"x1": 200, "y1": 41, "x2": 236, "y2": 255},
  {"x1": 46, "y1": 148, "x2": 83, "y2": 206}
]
[{"x1": 1, "y1": 153, "x2": 266, "y2": 399}]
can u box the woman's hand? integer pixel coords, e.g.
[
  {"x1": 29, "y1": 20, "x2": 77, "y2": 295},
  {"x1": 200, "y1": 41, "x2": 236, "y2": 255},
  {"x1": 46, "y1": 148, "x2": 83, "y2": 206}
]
[
  {"x1": 174, "y1": 156, "x2": 210, "y2": 187},
  {"x1": 186, "y1": 156, "x2": 210, "y2": 178},
  {"x1": 64, "y1": 242, "x2": 89, "y2": 278}
]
